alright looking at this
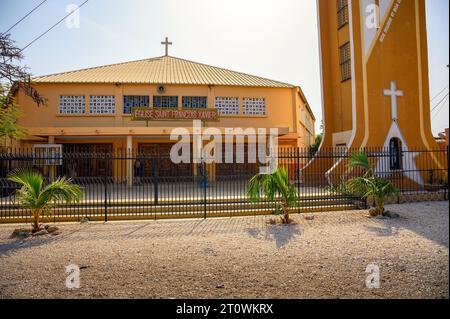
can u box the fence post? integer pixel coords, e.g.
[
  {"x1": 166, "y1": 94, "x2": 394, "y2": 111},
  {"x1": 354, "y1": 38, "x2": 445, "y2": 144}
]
[
  {"x1": 104, "y1": 156, "x2": 108, "y2": 222},
  {"x1": 203, "y1": 161, "x2": 207, "y2": 219},
  {"x1": 446, "y1": 146, "x2": 449, "y2": 201},
  {"x1": 153, "y1": 158, "x2": 158, "y2": 206}
]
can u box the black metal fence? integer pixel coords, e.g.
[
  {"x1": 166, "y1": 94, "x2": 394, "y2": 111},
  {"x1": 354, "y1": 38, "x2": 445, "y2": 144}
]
[{"x1": 0, "y1": 146, "x2": 447, "y2": 223}]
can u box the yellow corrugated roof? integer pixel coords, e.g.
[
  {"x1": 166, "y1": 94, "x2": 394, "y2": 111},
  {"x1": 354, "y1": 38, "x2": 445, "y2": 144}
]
[{"x1": 34, "y1": 56, "x2": 295, "y2": 88}]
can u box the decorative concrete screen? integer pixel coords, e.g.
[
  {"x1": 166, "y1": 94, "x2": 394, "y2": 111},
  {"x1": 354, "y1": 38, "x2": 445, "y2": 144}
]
[
  {"x1": 89, "y1": 95, "x2": 115, "y2": 114},
  {"x1": 59, "y1": 95, "x2": 85, "y2": 114},
  {"x1": 215, "y1": 97, "x2": 239, "y2": 115},
  {"x1": 243, "y1": 97, "x2": 266, "y2": 116}
]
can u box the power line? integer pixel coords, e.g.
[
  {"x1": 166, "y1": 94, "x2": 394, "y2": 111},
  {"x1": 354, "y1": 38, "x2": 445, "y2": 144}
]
[
  {"x1": 1, "y1": 0, "x2": 48, "y2": 35},
  {"x1": 19, "y1": 0, "x2": 90, "y2": 53},
  {"x1": 431, "y1": 92, "x2": 450, "y2": 113},
  {"x1": 430, "y1": 85, "x2": 449, "y2": 103},
  {"x1": 432, "y1": 94, "x2": 449, "y2": 121}
]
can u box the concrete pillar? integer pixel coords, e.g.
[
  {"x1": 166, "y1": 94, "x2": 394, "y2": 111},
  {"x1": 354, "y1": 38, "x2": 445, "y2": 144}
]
[
  {"x1": 207, "y1": 85, "x2": 215, "y2": 109},
  {"x1": 48, "y1": 136, "x2": 55, "y2": 181},
  {"x1": 115, "y1": 84, "x2": 123, "y2": 127},
  {"x1": 127, "y1": 136, "x2": 133, "y2": 187}
]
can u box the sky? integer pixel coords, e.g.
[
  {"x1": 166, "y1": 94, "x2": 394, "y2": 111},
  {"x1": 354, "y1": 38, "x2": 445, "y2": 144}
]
[{"x1": 0, "y1": 0, "x2": 448, "y2": 135}]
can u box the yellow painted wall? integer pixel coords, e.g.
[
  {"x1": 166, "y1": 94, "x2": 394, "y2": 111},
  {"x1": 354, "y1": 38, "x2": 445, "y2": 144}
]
[
  {"x1": 15, "y1": 83, "x2": 314, "y2": 148},
  {"x1": 318, "y1": 0, "x2": 438, "y2": 150},
  {"x1": 318, "y1": 0, "x2": 354, "y2": 144},
  {"x1": 311, "y1": 0, "x2": 446, "y2": 185}
]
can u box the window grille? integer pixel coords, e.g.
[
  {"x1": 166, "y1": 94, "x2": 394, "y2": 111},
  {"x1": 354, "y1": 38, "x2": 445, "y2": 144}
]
[
  {"x1": 182, "y1": 96, "x2": 208, "y2": 109},
  {"x1": 123, "y1": 96, "x2": 149, "y2": 114},
  {"x1": 153, "y1": 96, "x2": 178, "y2": 108},
  {"x1": 215, "y1": 97, "x2": 239, "y2": 115},
  {"x1": 89, "y1": 95, "x2": 115, "y2": 114},
  {"x1": 339, "y1": 42, "x2": 352, "y2": 82},
  {"x1": 337, "y1": 0, "x2": 349, "y2": 29},
  {"x1": 59, "y1": 95, "x2": 85, "y2": 114},
  {"x1": 243, "y1": 98, "x2": 266, "y2": 116}
]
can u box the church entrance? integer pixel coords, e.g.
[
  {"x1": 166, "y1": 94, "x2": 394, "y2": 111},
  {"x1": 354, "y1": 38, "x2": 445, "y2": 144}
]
[
  {"x1": 389, "y1": 138, "x2": 403, "y2": 170},
  {"x1": 215, "y1": 143, "x2": 259, "y2": 178},
  {"x1": 62, "y1": 143, "x2": 113, "y2": 178},
  {"x1": 137, "y1": 143, "x2": 193, "y2": 178}
]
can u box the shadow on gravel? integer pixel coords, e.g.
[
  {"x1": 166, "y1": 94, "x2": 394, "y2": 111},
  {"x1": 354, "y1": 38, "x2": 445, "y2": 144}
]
[
  {"x1": 364, "y1": 203, "x2": 449, "y2": 248},
  {"x1": 0, "y1": 228, "x2": 82, "y2": 257},
  {"x1": 246, "y1": 223, "x2": 301, "y2": 249}
]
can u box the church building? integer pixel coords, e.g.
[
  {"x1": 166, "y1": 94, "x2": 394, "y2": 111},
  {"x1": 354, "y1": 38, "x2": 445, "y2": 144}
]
[{"x1": 12, "y1": 41, "x2": 315, "y2": 179}]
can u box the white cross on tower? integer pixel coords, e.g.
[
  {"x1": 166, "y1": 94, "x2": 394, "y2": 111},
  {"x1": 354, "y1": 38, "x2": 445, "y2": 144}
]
[
  {"x1": 161, "y1": 37, "x2": 172, "y2": 56},
  {"x1": 383, "y1": 80, "x2": 404, "y2": 122}
]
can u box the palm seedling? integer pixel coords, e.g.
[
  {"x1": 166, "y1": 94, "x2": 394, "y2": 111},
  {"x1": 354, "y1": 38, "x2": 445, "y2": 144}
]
[
  {"x1": 8, "y1": 169, "x2": 83, "y2": 232},
  {"x1": 247, "y1": 167, "x2": 298, "y2": 224},
  {"x1": 346, "y1": 152, "x2": 398, "y2": 216}
]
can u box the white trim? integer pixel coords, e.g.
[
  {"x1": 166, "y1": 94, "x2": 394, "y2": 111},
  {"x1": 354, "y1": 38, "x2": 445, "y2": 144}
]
[
  {"x1": 375, "y1": 122, "x2": 424, "y2": 185},
  {"x1": 324, "y1": 0, "x2": 359, "y2": 185},
  {"x1": 316, "y1": 0, "x2": 326, "y2": 147},
  {"x1": 348, "y1": 0, "x2": 358, "y2": 148},
  {"x1": 300, "y1": 0, "x2": 327, "y2": 173}
]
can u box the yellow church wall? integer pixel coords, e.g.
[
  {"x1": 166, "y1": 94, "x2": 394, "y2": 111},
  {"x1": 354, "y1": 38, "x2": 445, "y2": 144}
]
[
  {"x1": 318, "y1": 1, "x2": 337, "y2": 146},
  {"x1": 317, "y1": 0, "x2": 354, "y2": 147},
  {"x1": 363, "y1": 0, "x2": 434, "y2": 148},
  {"x1": 309, "y1": 0, "x2": 446, "y2": 187},
  {"x1": 16, "y1": 83, "x2": 309, "y2": 142},
  {"x1": 360, "y1": 0, "x2": 444, "y2": 183},
  {"x1": 12, "y1": 78, "x2": 315, "y2": 182},
  {"x1": 316, "y1": 0, "x2": 441, "y2": 152}
]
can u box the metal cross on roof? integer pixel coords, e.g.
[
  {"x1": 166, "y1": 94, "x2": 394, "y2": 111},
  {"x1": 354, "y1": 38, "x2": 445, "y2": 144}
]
[{"x1": 161, "y1": 37, "x2": 172, "y2": 56}]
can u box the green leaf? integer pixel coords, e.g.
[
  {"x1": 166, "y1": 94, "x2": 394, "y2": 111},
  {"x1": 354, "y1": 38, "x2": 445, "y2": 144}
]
[{"x1": 8, "y1": 169, "x2": 83, "y2": 213}]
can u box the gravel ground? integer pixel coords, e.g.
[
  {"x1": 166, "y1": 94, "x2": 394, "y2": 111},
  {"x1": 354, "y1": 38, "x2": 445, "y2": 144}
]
[{"x1": 0, "y1": 201, "x2": 448, "y2": 299}]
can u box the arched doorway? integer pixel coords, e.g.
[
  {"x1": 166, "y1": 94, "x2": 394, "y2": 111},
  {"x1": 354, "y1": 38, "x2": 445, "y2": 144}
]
[{"x1": 389, "y1": 138, "x2": 403, "y2": 170}]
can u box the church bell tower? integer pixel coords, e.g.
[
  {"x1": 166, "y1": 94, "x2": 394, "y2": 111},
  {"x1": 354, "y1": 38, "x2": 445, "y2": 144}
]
[{"x1": 313, "y1": 0, "x2": 445, "y2": 184}]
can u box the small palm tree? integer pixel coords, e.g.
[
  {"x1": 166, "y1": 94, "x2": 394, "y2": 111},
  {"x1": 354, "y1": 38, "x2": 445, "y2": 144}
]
[
  {"x1": 348, "y1": 151, "x2": 373, "y2": 177},
  {"x1": 346, "y1": 152, "x2": 398, "y2": 216},
  {"x1": 8, "y1": 169, "x2": 83, "y2": 232},
  {"x1": 247, "y1": 167, "x2": 298, "y2": 224}
]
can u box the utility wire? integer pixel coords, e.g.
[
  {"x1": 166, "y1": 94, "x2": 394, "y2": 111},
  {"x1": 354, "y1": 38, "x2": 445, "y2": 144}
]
[
  {"x1": 431, "y1": 92, "x2": 450, "y2": 113},
  {"x1": 432, "y1": 94, "x2": 449, "y2": 121},
  {"x1": 1, "y1": 0, "x2": 48, "y2": 35},
  {"x1": 430, "y1": 85, "x2": 449, "y2": 103},
  {"x1": 19, "y1": 0, "x2": 90, "y2": 53}
]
